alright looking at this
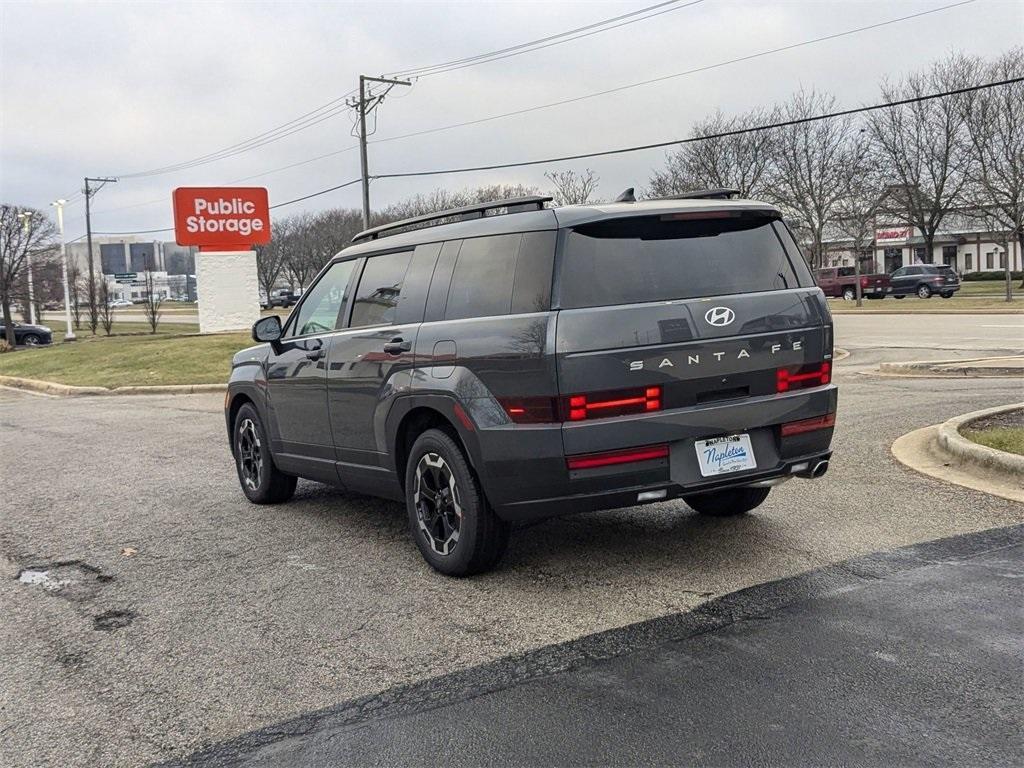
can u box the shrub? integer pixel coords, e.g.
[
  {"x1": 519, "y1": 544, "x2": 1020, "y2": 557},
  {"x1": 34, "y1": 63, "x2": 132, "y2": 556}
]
[
  {"x1": 0, "y1": 339, "x2": 12, "y2": 354},
  {"x1": 962, "y1": 270, "x2": 1024, "y2": 281}
]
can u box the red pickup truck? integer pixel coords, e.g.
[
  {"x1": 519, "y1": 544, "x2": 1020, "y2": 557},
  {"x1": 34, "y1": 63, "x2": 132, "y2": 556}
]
[{"x1": 815, "y1": 267, "x2": 892, "y2": 300}]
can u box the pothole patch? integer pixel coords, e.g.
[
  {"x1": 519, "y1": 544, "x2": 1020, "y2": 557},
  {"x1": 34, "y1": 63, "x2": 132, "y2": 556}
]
[
  {"x1": 93, "y1": 610, "x2": 135, "y2": 632},
  {"x1": 15, "y1": 560, "x2": 110, "y2": 601}
]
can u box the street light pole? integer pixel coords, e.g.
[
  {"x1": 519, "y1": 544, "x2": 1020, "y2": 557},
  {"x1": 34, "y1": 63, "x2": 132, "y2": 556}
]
[
  {"x1": 16, "y1": 211, "x2": 36, "y2": 325},
  {"x1": 51, "y1": 199, "x2": 76, "y2": 341}
]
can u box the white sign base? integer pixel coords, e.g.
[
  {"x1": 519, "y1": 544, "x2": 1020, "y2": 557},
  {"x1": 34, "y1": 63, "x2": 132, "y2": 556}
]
[{"x1": 195, "y1": 250, "x2": 260, "y2": 334}]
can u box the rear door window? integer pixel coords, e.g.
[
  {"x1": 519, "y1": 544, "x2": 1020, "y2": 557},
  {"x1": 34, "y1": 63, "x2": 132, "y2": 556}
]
[
  {"x1": 558, "y1": 212, "x2": 804, "y2": 309},
  {"x1": 349, "y1": 250, "x2": 414, "y2": 328}
]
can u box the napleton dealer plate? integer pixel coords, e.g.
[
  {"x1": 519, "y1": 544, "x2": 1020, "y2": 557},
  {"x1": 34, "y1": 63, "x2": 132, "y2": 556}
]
[{"x1": 694, "y1": 434, "x2": 757, "y2": 477}]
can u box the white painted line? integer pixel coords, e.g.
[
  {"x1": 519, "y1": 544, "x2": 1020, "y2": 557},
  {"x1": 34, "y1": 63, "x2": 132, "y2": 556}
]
[{"x1": 980, "y1": 324, "x2": 1024, "y2": 328}]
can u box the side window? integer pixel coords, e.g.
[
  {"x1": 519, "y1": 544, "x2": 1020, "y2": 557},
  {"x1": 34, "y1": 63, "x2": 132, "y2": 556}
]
[
  {"x1": 396, "y1": 242, "x2": 443, "y2": 324},
  {"x1": 349, "y1": 250, "x2": 414, "y2": 328},
  {"x1": 512, "y1": 231, "x2": 556, "y2": 313},
  {"x1": 891, "y1": 267, "x2": 906, "y2": 277},
  {"x1": 286, "y1": 259, "x2": 357, "y2": 337},
  {"x1": 444, "y1": 234, "x2": 521, "y2": 320},
  {"x1": 424, "y1": 240, "x2": 461, "y2": 322}
]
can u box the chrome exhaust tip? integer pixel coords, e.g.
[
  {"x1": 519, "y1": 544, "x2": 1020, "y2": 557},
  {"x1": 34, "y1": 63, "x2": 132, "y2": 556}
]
[{"x1": 810, "y1": 460, "x2": 829, "y2": 479}]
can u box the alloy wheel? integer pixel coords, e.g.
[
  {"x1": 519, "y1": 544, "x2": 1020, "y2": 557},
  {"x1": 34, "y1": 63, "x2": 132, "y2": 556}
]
[
  {"x1": 414, "y1": 452, "x2": 462, "y2": 555},
  {"x1": 237, "y1": 418, "x2": 263, "y2": 491}
]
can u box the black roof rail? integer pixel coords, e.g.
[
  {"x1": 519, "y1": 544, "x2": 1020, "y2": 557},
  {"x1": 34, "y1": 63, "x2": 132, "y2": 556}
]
[
  {"x1": 655, "y1": 188, "x2": 742, "y2": 201},
  {"x1": 352, "y1": 195, "x2": 553, "y2": 242}
]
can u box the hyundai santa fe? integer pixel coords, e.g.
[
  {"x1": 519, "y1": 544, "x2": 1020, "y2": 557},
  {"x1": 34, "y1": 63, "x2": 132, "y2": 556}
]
[{"x1": 225, "y1": 190, "x2": 838, "y2": 576}]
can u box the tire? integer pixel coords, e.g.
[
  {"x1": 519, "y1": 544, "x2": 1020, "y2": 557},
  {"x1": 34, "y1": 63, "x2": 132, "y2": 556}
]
[
  {"x1": 682, "y1": 486, "x2": 771, "y2": 517},
  {"x1": 916, "y1": 284, "x2": 932, "y2": 299},
  {"x1": 21, "y1": 333, "x2": 41, "y2": 346},
  {"x1": 841, "y1": 287, "x2": 856, "y2": 301},
  {"x1": 233, "y1": 403, "x2": 296, "y2": 504},
  {"x1": 893, "y1": 294, "x2": 906, "y2": 300},
  {"x1": 405, "y1": 428, "x2": 509, "y2": 576},
  {"x1": 940, "y1": 291, "x2": 954, "y2": 299}
]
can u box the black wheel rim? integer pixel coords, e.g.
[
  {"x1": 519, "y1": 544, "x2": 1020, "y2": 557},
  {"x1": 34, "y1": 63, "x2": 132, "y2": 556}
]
[
  {"x1": 237, "y1": 418, "x2": 263, "y2": 491},
  {"x1": 414, "y1": 452, "x2": 462, "y2": 556}
]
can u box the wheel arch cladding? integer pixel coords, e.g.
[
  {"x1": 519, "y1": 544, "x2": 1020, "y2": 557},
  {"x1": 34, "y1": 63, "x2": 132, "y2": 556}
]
[
  {"x1": 227, "y1": 392, "x2": 256, "y2": 452},
  {"x1": 392, "y1": 404, "x2": 475, "y2": 492}
]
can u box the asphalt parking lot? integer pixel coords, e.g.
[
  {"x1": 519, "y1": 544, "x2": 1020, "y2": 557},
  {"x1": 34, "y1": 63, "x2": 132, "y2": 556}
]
[{"x1": 1, "y1": 314, "x2": 1022, "y2": 767}]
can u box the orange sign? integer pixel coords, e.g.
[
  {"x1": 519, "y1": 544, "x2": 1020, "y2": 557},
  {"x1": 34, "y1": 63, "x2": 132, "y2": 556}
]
[
  {"x1": 172, "y1": 187, "x2": 271, "y2": 250},
  {"x1": 875, "y1": 226, "x2": 912, "y2": 242}
]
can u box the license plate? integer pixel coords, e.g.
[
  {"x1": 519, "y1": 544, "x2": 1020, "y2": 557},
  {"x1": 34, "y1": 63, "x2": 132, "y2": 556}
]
[{"x1": 694, "y1": 434, "x2": 757, "y2": 477}]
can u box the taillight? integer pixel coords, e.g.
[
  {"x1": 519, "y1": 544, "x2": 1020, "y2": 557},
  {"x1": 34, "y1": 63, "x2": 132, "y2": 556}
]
[
  {"x1": 497, "y1": 397, "x2": 558, "y2": 424},
  {"x1": 776, "y1": 362, "x2": 831, "y2": 393},
  {"x1": 781, "y1": 412, "x2": 836, "y2": 436},
  {"x1": 860, "y1": 277, "x2": 869, "y2": 288},
  {"x1": 566, "y1": 386, "x2": 662, "y2": 421},
  {"x1": 567, "y1": 444, "x2": 669, "y2": 470}
]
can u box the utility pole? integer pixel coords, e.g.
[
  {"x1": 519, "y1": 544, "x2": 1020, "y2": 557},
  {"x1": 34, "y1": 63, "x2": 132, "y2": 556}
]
[
  {"x1": 51, "y1": 199, "x2": 76, "y2": 341},
  {"x1": 83, "y1": 176, "x2": 117, "y2": 334},
  {"x1": 347, "y1": 75, "x2": 411, "y2": 229}
]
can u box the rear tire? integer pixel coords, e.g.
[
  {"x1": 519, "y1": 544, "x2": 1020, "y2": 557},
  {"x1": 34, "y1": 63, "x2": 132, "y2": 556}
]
[
  {"x1": 841, "y1": 287, "x2": 856, "y2": 301},
  {"x1": 405, "y1": 428, "x2": 509, "y2": 576},
  {"x1": 683, "y1": 486, "x2": 770, "y2": 517},
  {"x1": 233, "y1": 403, "x2": 297, "y2": 504},
  {"x1": 940, "y1": 291, "x2": 954, "y2": 299}
]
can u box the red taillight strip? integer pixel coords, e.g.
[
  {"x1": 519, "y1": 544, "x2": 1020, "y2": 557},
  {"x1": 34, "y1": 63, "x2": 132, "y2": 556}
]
[
  {"x1": 781, "y1": 412, "x2": 836, "y2": 436},
  {"x1": 568, "y1": 386, "x2": 662, "y2": 421},
  {"x1": 567, "y1": 444, "x2": 669, "y2": 471},
  {"x1": 777, "y1": 362, "x2": 831, "y2": 393}
]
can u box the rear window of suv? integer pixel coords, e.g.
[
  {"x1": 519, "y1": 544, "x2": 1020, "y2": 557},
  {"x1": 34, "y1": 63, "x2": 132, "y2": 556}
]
[{"x1": 558, "y1": 212, "x2": 811, "y2": 309}]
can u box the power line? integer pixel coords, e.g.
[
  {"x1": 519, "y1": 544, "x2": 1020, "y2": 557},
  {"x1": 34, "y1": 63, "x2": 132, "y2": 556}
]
[
  {"x1": 388, "y1": 0, "x2": 700, "y2": 79},
  {"x1": 110, "y1": 0, "x2": 701, "y2": 180},
  {"x1": 373, "y1": 77, "x2": 1022, "y2": 179},
  {"x1": 85, "y1": 77, "x2": 1019, "y2": 236},
  {"x1": 369, "y1": 0, "x2": 978, "y2": 147}
]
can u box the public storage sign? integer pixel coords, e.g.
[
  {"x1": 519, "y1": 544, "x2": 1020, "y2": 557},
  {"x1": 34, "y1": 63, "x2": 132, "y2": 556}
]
[{"x1": 172, "y1": 187, "x2": 271, "y2": 249}]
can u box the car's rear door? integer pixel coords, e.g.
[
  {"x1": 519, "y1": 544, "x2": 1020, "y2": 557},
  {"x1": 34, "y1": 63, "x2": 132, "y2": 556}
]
[{"x1": 552, "y1": 210, "x2": 833, "y2": 481}]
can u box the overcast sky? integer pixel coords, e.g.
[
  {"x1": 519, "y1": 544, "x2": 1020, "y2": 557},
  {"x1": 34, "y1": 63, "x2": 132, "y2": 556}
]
[{"x1": 1, "y1": 0, "x2": 1021, "y2": 240}]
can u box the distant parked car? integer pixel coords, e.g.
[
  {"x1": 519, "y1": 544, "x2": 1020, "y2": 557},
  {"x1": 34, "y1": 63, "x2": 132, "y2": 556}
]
[
  {"x1": 263, "y1": 288, "x2": 298, "y2": 308},
  {"x1": 889, "y1": 264, "x2": 961, "y2": 299},
  {"x1": 108, "y1": 298, "x2": 133, "y2": 308},
  {"x1": 0, "y1": 321, "x2": 53, "y2": 346},
  {"x1": 815, "y1": 266, "x2": 891, "y2": 300}
]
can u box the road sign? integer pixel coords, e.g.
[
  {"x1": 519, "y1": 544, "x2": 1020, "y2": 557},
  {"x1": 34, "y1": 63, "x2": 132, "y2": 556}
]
[
  {"x1": 172, "y1": 187, "x2": 270, "y2": 250},
  {"x1": 114, "y1": 273, "x2": 137, "y2": 284}
]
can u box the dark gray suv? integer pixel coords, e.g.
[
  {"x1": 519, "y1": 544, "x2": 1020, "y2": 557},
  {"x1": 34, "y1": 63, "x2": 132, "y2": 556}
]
[{"x1": 226, "y1": 192, "x2": 837, "y2": 575}]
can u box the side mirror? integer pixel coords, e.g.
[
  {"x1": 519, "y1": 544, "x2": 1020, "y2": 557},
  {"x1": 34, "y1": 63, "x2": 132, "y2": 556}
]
[{"x1": 252, "y1": 315, "x2": 282, "y2": 343}]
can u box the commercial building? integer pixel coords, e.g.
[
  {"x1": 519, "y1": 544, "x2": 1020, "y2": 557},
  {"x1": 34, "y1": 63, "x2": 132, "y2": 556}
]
[
  {"x1": 64, "y1": 237, "x2": 197, "y2": 301},
  {"x1": 821, "y1": 212, "x2": 1021, "y2": 274}
]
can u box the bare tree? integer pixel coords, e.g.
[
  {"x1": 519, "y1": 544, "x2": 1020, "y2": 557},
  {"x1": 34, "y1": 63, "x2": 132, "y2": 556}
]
[
  {"x1": 0, "y1": 204, "x2": 55, "y2": 347},
  {"x1": 832, "y1": 163, "x2": 887, "y2": 305},
  {"x1": 866, "y1": 55, "x2": 976, "y2": 264},
  {"x1": 256, "y1": 218, "x2": 291, "y2": 301},
  {"x1": 545, "y1": 168, "x2": 600, "y2": 205},
  {"x1": 648, "y1": 108, "x2": 777, "y2": 199},
  {"x1": 67, "y1": 261, "x2": 84, "y2": 329},
  {"x1": 377, "y1": 184, "x2": 540, "y2": 224},
  {"x1": 141, "y1": 267, "x2": 162, "y2": 333},
  {"x1": 770, "y1": 89, "x2": 865, "y2": 269},
  {"x1": 958, "y1": 48, "x2": 1024, "y2": 289},
  {"x1": 97, "y1": 279, "x2": 115, "y2": 335}
]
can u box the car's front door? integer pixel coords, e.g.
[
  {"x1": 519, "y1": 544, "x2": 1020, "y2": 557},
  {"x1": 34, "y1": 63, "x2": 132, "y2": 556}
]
[
  {"x1": 890, "y1": 266, "x2": 912, "y2": 295},
  {"x1": 266, "y1": 258, "x2": 358, "y2": 482},
  {"x1": 327, "y1": 244, "x2": 440, "y2": 493}
]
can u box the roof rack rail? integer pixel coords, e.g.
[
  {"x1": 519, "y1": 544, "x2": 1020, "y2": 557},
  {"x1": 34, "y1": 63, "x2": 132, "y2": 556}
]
[
  {"x1": 352, "y1": 195, "x2": 553, "y2": 242},
  {"x1": 655, "y1": 188, "x2": 741, "y2": 201}
]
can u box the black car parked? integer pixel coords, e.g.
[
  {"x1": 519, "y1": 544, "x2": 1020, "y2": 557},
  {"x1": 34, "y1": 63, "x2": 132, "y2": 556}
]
[
  {"x1": 889, "y1": 264, "x2": 961, "y2": 298},
  {"x1": 0, "y1": 321, "x2": 53, "y2": 346},
  {"x1": 225, "y1": 191, "x2": 838, "y2": 575}
]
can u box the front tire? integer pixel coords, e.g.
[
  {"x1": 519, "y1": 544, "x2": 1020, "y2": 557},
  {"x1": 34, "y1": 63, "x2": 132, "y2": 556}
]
[
  {"x1": 683, "y1": 486, "x2": 770, "y2": 516},
  {"x1": 21, "y1": 333, "x2": 41, "y2": 346},
  {"x1": 916, "y1": 284, "x2": 932, "y2": 299},
  {"x1": 405, "y1": 428, "x2": 509, "y2": 576},
  {"x1": 893, "y1": 294, "x2": 906, "y2": 300},
  {"x1": 233, "y1": 403, "x2": 296, "y2": 504}
]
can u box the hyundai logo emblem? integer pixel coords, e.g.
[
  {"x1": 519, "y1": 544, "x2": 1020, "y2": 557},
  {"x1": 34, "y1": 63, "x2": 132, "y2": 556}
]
[{"x1": 704, "y1": 306, "x2": 736, "y2": 327}]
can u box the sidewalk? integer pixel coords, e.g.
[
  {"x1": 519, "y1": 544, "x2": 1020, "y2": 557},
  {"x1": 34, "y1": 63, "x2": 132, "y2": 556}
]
[{"x1": 175, "y1": 526, "x2": 1024, "y2": 768}]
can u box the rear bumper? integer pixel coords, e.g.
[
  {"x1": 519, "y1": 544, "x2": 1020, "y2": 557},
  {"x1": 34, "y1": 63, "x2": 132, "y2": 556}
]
[{"x1": 479, "y1": 385, "x2": 838, "y2": 523}]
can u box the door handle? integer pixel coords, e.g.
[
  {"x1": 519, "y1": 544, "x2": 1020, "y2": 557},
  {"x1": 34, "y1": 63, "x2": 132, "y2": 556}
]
[{"x1": 383, "y1": 337, "x2": 412, "y2": 355}]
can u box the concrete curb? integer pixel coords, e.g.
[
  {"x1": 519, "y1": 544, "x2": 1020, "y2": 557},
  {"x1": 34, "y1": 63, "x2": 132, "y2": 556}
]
[
  {"x1": 832, "y1": 347, "x2": 850, "y2": 363},
  {"x1": 829, "y1": 309, "x2": 1023, "y2": 315},
  {"x1": 937, "y1": 403, "x2": 1024, "y2": 479},
  {"x1": 878, "y1": 356, "x2": 1024, "y2": 378},
  {"x1": 0, "y1": 374, "x2": 225, "y2": 397}
]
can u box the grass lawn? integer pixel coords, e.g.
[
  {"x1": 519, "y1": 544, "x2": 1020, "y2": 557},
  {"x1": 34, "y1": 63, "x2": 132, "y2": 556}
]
[
  {"x1": 963, "y1": 427, "x2": 1024, "y2": 456},
  {"x1": 0, "y1": 330, "x2": 252, "y2": 388},
  {"x1": 957, "y1": 281, "x2": 1023, "y2": 296},
  {"x1": 828, "y1": 295, "x2": 1022, "y2": 312},
  {"x1": 44, "y1": 322, "x2": 200, "y2": 342}
]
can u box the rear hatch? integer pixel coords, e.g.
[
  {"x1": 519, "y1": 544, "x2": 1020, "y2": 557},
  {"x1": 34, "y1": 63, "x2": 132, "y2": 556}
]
[
  {"x1": 553, "y1": 208, "x2": 832, "y2": 464},
  {"x1": 936, "y1": 265, "x2": 960, "y2": 286}
]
